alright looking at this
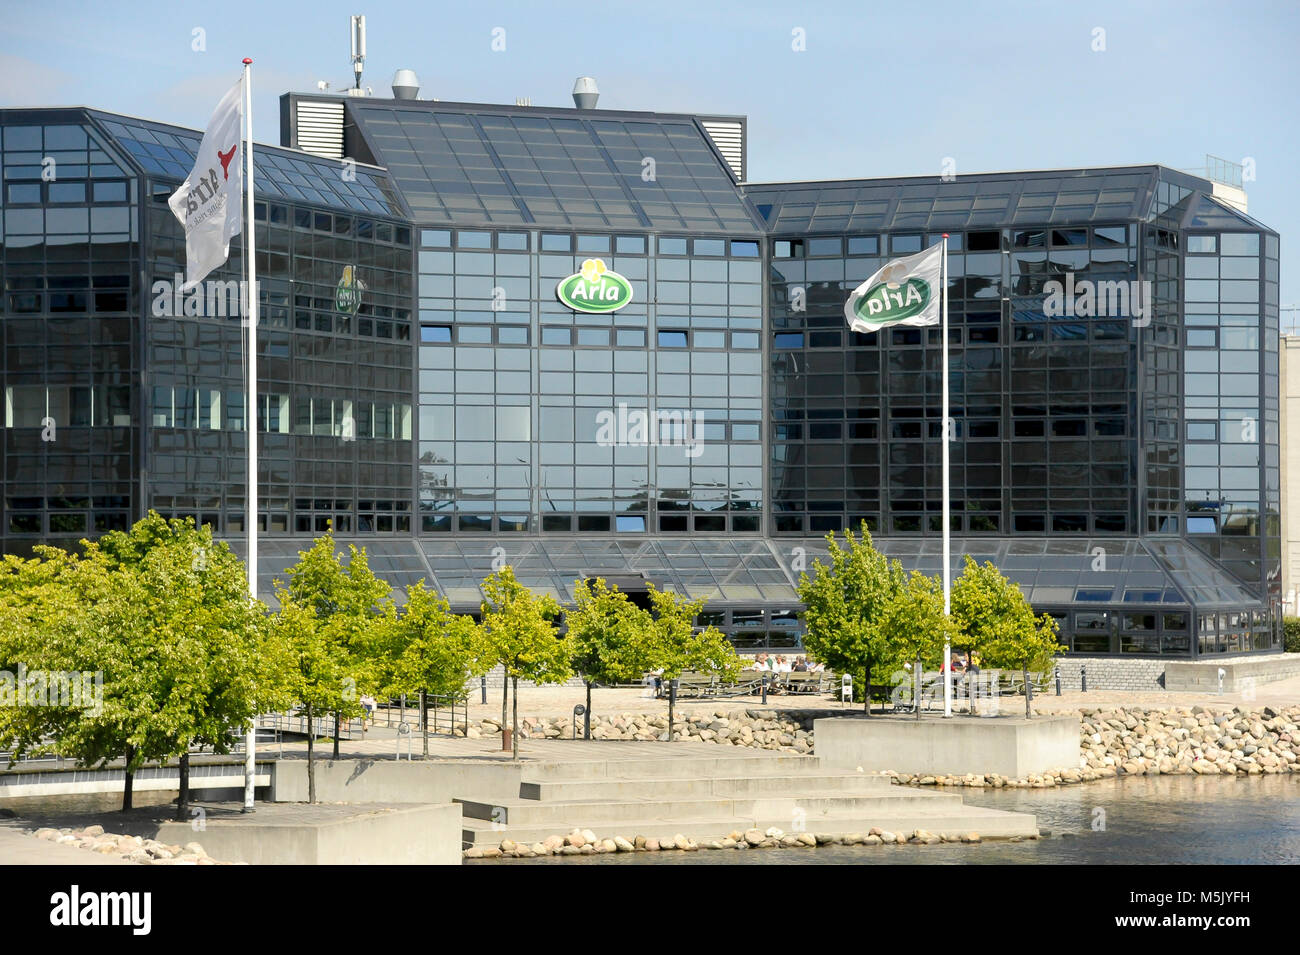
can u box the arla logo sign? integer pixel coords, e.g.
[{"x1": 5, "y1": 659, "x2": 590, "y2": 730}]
[
  {"x1": 849, "y1": 275, "x2": 931, "y2": 325},
  {"x1": 556, "y1": 258, "x2": 632, "y2": 313},
  {"x1": 336, "y1": 265, "x2": 364, "y2": 315}
]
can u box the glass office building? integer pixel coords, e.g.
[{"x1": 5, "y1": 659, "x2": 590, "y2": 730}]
[{"x1": 0, "y1": 91, "x2": 1281, "y2": 665}]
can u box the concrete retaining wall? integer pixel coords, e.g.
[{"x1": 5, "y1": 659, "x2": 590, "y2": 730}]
[
  {"x1": 154, "y1": 804, "x2": 462, "y2": 865},
  {"x1": 814, "y1": 714, "x2": 1080, "y2": 777},
  {"x1": 1164, "y1": 653, "x2": 1300, "y2": 692},
  {"x1": 1053, "y1": 652, "x2": 1300, "y2": 693},
  {"x1": 272, "y1": 758, "x2": 522, "y2": 806},
  {"x1": 1054, "y1": 657, "x2": 1166, "y2": 692}
]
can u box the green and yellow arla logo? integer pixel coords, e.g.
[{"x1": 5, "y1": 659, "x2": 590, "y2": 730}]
[
  {"x1": 556, "y1": 258, "x2": 633, "y2": 313},
  {"x1": 851, "y1": 276, "x2": 931, "y2": 324},
  {"x1": 336, "y1": 265, "x2": 364, "y2": 315}
]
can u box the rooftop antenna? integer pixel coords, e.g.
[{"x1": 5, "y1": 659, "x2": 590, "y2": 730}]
[{"x1": 350, "y1": 14, "x2": 367, "y2": 90}]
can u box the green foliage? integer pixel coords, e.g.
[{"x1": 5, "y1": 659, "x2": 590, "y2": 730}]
[
  {"x1": 645, "y1": 585, "x2": 741, "y2": 683},
  {"x1": 878, "y1": 570, "x2": 954, "y2": 668},
  {"x1": 385, "y1": 580, "x2": 488, "y2": 700},
  {"x1": 1283, "y1": 617, "x2": 1300, "y2": 653},
  {"x1": 797, "y1": 524, "x2": 905, "y2": 691},
  {"x1": 0, "y1": 513, "x2": 279, "y2": 784},
  {"x1": 271, "y1": 589, "x2": 354, "y2": 723},
  {"x1": 952, "y1": 556, "x2": 1063, "y2": 674},
  {"x1": 566, "y1": 578, "x2": 658, "y2": 686},
  {"x1": 480, "y1": 566, "x2": 570, "y2": 685},
  {"x1": 278, "y1": 532, "x2": 395, "y2": 719}
]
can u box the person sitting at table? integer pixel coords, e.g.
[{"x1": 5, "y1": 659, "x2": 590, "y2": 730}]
[{"x1": 792, "y1": 656, "x2": 809, "y2": 672}]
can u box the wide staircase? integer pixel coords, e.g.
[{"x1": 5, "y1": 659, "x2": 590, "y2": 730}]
[{"x1": 457, "y1": 752, "x2": 1036, "y2": 848}]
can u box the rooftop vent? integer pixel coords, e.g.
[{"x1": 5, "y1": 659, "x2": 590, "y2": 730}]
[
  {"x1": 572, "y1": 76, "x2": 599, "y2": 109},
  {"x1": 392, "y1": 69, "x2": 420, "y2": 100}
]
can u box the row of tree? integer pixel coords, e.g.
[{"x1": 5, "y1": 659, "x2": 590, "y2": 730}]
[
  {"x1": 798, "y1": 525, "x2": 1063, "y2": 717},
  {"x1": 0, "y1": 513, "x2": 742, "y2": 811}
]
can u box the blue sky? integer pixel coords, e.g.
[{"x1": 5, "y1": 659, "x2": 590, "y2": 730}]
[{"x1": 4, "y1": 0, "x2": 1297, "y2": 307}]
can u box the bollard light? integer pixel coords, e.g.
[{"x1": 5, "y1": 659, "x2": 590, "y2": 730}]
[
  {"x1": 1055, "y1": 666, "x2": 1062, "y2": 697},
  {"x1": 1081, "y1": 665, "x2": 1087, "y2": 694}
]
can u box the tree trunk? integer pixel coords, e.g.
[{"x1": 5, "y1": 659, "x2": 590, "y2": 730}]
[
  {"x1": 667, "y1": 679, "x2": 675, "y2": 742},
  {"x1": 914, "y1": 658, "x2": 922, "y2": 721},
  {"x1": 864, "y1": 662, "x2": 871, "y2": 717},
  {"x1": 1023, "y1": 665, "x2": 1031, "y2": 719},
  {"x1": 420, "y1": 688, "x2": 429, "y2": 758},
  {"x1": 121, "y1": 744, "x2": 135, "y2": 813},
  {"x1": 332, "y1": 710, "x2": 341, "y2": 759},
  {"x1": 584, "y1": 681, "x2": 592, "y2": 740},
  {"x1": 306, "y1": 702, "x2": 317, "y2": 804},
  {"x1": 501, "y1": 674, "x2": 508, "y2": 730},
  {"x1": 511, "y1": 676, "x2": 519, "y2": 760},
  {"x1": 175, "y1": 751, "x2": 190, "y2": 822}
]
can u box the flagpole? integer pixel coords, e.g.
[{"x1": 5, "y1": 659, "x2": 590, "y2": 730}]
[
  {"x1": 941, "y1": 233, "x2": 952, "y2": 719},
  {"x1": 242, "y1": 56, "x2": 258, "y2": 812}
]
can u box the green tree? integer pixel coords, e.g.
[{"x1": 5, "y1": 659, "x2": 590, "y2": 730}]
[
  {"x1": 878, "y1": 571, "x2": 955, "y2": 719},
  {"x1": 566, "y1": 578, "x2": 658, "y2": 739},
  {"x1": 0, "y1": 514, "x2": 282, "y2": 815},
  {"x1": 281, "y1": 533, "x2": 393, "y2": 756},
  {"x1": 480, "y1": 566, "x2": 571, "y2": 759},
  {"x1": 0, "y1": 546, "x2": 115, "y2": 774},
  {"x1": 271, "y1": 589, "x2": 359, "y2": 803},
  {"x1": 385, "y1": 580, "x2": 489, "y2": 756},
  {"x1": 97, "y1": 516, "x2": 283, "y2": 818},
  {"x1": 797, "y1": 524, "x2": 905, "y2": 713},
  {"x1": 645, "y1": 585, "x2": 741, "y2": 741},
  {"x1": 953, "y1": 558, "x2": 1063, "y2": 718}
]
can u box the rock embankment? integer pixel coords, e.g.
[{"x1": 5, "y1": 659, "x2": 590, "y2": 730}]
[
  {"x1": 466, "y1": 704, "x2": 1300, "y2": 787},
  {"x1": 28, "y1": 825, "x2": 232, "y2": 865},
  {"x1": 896, "y1": 704, "x2": 1300, "y2": 788},
  {"x1": 464, "y1": 825, "x2": 1007, "y2": 859},
  {"x1": 467, "y1": 709, "x2": 814, "y2": 752}
]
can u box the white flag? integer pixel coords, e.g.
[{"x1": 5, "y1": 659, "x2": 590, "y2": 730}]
[
  {"x1": 844, "y1": 242, "x2": 944, "y2": 334},
  {"x1": 168, "y1": 78, "x2": 244, "y2": 287}
]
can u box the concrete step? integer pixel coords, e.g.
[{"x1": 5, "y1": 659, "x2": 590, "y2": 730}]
[
  {"x1": 519, "y1": 754, "x2": 825, "y2": 781},
  {"x1": 461, "y1": 804, "x2": 1037, "y2": 848},
  {"x1": 519, "y1": 772, "x2": 894, "y2": 801},
  {"x1": 457, "y1": 789, "x2": 967, "y2": 827}
]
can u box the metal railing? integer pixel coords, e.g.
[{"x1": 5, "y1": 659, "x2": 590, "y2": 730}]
[
  {"x1": 370, "y1": 694, "x2": 470, "y2": 736},
  {"x1": 1205, "y1": 154, "x2": 1244, "y2": 189},
  {"x1": 258, "y1": 711, "x2": 364, "y2": 740}
]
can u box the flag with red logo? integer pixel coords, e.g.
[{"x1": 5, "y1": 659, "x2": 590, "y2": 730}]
[{"x1": 168, "y1": 78, "x2": 243, "y2": 287}]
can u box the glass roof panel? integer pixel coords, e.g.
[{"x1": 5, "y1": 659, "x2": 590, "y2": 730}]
[
  {"x1": 89, "y1": 111, "x2": 405, "y2": 217},
  {"x1": 746, "y1": 168, "x2": 1165, "y2": 234},
  {"x1": 349, "y1": 105, "x2": 762, "y2": 232}
]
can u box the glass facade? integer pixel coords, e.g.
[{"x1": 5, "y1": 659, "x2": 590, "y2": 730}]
[{"x1": 0, "y1": 96, "x2": 1282, "y2": 658}]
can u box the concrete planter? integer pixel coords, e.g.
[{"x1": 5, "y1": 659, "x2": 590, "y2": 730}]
[{"x1": 814, "y1": 714, "x2": 1079, "y2": 778}]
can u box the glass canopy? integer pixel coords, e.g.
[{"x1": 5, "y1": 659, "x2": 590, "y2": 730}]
[{"x1": 225, "y1": 534, "x2": 1261, "y2": 614}]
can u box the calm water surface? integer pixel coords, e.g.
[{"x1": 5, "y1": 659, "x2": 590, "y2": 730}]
[{"x1": 493, "y1": 775, "x2": 1300, "y2": 865}]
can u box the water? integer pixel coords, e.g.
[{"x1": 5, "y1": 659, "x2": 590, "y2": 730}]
[{"x1": 491, "y1": 775, "x2": 1300, "y2": 865}]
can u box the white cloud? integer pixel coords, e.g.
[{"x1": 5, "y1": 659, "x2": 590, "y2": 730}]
[{"x1": 0, "y1": 53, "x2": 78, "y2": 107}]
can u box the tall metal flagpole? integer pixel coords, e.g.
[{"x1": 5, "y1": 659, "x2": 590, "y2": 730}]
[
  {"x1": 242, "y1": 57, "x2": 258, "y2": 812},
  {"x1": 941, "y1": 234, "x2": 952, "y2": 719}
]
